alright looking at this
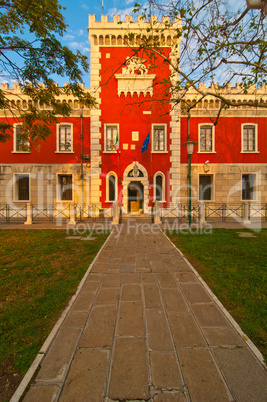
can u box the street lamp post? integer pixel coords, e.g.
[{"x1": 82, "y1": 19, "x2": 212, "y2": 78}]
[{"x1": 183, "y1": 112, "x2": 197, "y2": 229}]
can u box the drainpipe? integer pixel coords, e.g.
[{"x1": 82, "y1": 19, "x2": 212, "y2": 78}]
[{"x1": 80, "y1": 107, "x2": 84, "y2": 216}]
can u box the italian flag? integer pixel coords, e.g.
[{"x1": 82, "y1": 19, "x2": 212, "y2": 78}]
[{"x1": 115, "y1": 132, "x2": 119, "y2": 153}]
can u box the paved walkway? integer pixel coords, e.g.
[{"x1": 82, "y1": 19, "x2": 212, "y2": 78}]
[{"x1": 19, "y1": 221, "x2": 266, "y2": 401}]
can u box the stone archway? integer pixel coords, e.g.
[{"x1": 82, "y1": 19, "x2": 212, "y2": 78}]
[{"x1": 122, "y1": 162, "x2": 149, "y2": 214}]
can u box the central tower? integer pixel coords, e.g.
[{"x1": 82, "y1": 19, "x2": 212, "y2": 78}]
[{"x1": 88, "y1": 14, "x2": 181, "y2": 212}]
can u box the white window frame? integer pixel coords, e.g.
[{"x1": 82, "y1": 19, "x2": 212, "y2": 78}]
[
  {"x1": 57, "y1": 174, "x2": 74, "y2": 202},
  {"x1": 198, "y1": 174, "x2": 214, "y2": 201},
  {"x1": 198, "y1": 124, "x2": 215, "y2": 153},
  {"x1": 153, "y1": 172, "x2": 165, "y2": 202},
  {"x1": 241, "y1": 124, "x2": 258, "y2": 153},
  {"x1": 151, "y1": 124, "x2": 168, "y2": 153},
  {"x1": 104, "y1": 124, "x2": 119, "y2": 153},
  {"x1": 106, "y1": 172, "x2": 118, "y2": 202},
  {"x1": 13, "y1": 173, "x2": 30, "y2": 202},
  {"x1": 56, "y1": 123, "x2": 74, "y2": 153},
  {"x1": 13, "y1": 123, "x2": 30, "y2": 153},
  {"x1": 241, "y1": 173, "x2": 258, "y2": 201}
]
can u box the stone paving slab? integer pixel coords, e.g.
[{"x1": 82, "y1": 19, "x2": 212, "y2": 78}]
[
  {"x1": 150, "y1": 352, "x2": 183, "y2": 390},
  {"x1": 179, "y1": 348, "x2": 231, "y2": 401},
  {"x1": 59, "y1": 350, "x2": 110, "y2": 401},
  {"x1": 21, "y1": 221, "x2": 267, "y2": 402},
  {"x1": 109, "y1": 338, "x2": 149, "y2": 400},
  {"x1": 146, "y1": 309, "x2": 174, "y2": 351},
  {"x1": 23, "y1": 385, "x2": 60, "y2": 402}
]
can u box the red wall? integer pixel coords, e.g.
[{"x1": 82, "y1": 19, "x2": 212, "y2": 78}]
[
  {"x1": 180, "y1": 116, "x2": 267, "y2": 164},
  {"x1": 99, "y1": 47, "x2": 172, "y2": 206},
  {"x1": 0, "y1": 116, "x2": 90, "y2": 164}
]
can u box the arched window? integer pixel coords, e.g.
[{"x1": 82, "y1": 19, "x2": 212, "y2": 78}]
[
  {"x1": 154, "y1": 173, "x2": 164, "y2": 201},
  {"x1": 107, "y1": 173, "x2": 117, "y2": 202},
  {"x1": 155, "y1": 175, "x2": 163, "y2": 201}
]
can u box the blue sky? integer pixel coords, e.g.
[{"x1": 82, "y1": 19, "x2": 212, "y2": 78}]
[
  {"x1": 58, "y1": 0, "x2": 246, "y2": 87},
  {"x1": 1, "y1": 0, "x2": 247, "y2": 87},
  {"x1": 59, "y1": 0, "x2": 137, "y2": 87}
]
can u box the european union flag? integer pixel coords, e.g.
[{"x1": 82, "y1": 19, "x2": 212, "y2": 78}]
[{"x1": 142, "y1": 132, "x2": 150, "y2": 153}]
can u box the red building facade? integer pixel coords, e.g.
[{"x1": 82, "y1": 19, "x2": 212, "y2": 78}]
[{"x1": 0, "y1": 14, "x2": 266, "y2": 218}]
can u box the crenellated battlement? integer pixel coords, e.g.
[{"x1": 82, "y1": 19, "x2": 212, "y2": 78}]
[
  {"x1": 0, "y1": 82, "x2": 91, "y2": 115},
  {"x1": 88, "y1": 14, "x2": 178, "y2": 26},
  {"x1": 181, "y1": 82, "x2": 267, "y2": 114},
  {"x1": 195, "y1": 82, "x2": 266, "y2": 94},
  {"x1": 0, "y1": 82, "x2": 85, "y2": 93},
  {"x1": 88, "y1": 14, "x2": 181, "y2": 47}
]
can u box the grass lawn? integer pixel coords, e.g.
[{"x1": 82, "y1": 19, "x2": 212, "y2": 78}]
[
  {"x1": 167, "y1": 228, "x2": 267, "y2": 363},
  {"x1": 0, "y1": 229, "x2": 109, "y2": 401}
]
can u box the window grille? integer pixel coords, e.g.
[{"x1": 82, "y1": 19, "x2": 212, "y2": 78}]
[
  {"x1": 155, "y1": 175, "x2": 163, "y2": 201},
  {"x1": 17, "y1": 175, "x2": 29, "y2": 200},
  {"x1": 109, "y1": 175, "x2": 116, "y2": 201}
]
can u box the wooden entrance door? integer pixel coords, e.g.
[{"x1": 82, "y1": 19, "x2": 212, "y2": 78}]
[{"x1": 128, "y1": 182, "x2": 143, "y2": 213}]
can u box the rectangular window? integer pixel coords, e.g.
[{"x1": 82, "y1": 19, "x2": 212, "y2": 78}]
[
  {"x1": 15, "y1": 174, "x2": 30, "y2": 201},
  {"x1": 58, "y1": 175, "x2": 73, "y2": 201},
  {"x1": 242, "y1": 125, "x2": 256, "y2": 152},
  {"x1": 57, "y1": 124, "x2": 72, "y2": 152},
  {"x1": 14, "y1": 124, "x2": 30, "y2": 152},
  {"x1": 242, "y1": 174, "x2": 255, "y2": 200},
  {"x1": 199, "y1": 175, "x2": 212, "y2": 201},
  {"x1": 153, "y1": 125, "x2": 166, "y2": 152},
  {"x1": 105, "y1": 125, "x2": 118, "y2": 152},
  {"x1": 200, "y1": 125, "x2": 213, "y2": 152}
]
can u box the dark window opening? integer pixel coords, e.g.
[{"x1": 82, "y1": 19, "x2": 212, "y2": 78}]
[
  {"x1": 199, "y1": 175, "x2": 212, "y2": 200},
  {"x1": 242, "y1": 174, "x2": 255, "y2": 200},
  {"x1": 17, "y1": 175, "x2": 29, "y2": 200},
  {"x1": 59, "y1": 175, "x2": 72, "y2": 201}
]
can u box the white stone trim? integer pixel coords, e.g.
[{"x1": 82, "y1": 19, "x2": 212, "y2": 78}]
[
  {"x1": 151, "y1": 123, "x2": 168, "y2": 153},
  {"x1": 153, "y1": 171, "x2": 166, "y2": 202},
  {"x1": 13, "y1": 173, "x2": 31, "y2": 202},
  {"x1": 241, "y1": 123, "x2": 259, "y2": 153},
  {"x1": 106, "y1": 171, "x2": 118, "y2": 202},
  {"x1": 198, "y1": 123, "x2": 216, "y2": 153},
  {"x1": 56, "y1": 122, "x2": 74, "y2": 153},
  {"x1": 122, "y1": 162, "x2": 149, "y2": 213},
  {"x1": 89, "y1": 40, "x2": 101, "y2": 205}
]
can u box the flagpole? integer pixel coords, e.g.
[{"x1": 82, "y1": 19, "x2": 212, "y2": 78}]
[
  {"x1": 118, "y1": 144, "x2": 121, "y2": 185},
  {"x1": 150, "y1": 142, "x2": 153, "y2": 185}
]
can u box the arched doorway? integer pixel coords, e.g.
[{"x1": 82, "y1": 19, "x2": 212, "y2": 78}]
[
  {"x1": 128, "y1": 181, "x2": 144, "y2": 213},
  {"x1": 122, "y1": 162, "x2": 149, "y2": 214}
]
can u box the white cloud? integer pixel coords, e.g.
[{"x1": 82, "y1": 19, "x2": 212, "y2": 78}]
[
  {"x1": 69, "y1": 41, "x2": 90, "y2": 53},
  {"x1": 108, "y1": 6, "x2": 135, "y2": 20},
  {"x1": 81, "y1": 4, "x2": 89, "y2": 10},
  {"x1": 63, "y1": 34, "x2": 75, "y2": 41}
]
